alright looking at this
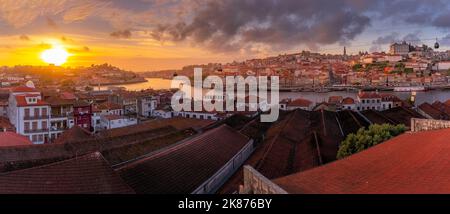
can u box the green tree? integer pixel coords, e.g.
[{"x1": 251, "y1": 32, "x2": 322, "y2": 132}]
[
  {"x1": 352, "y1": 64, "x2": 363, "y2": 71},
  {"x1": 337, "y1": 124, "x2": 407, "y2": 159},
  {"x1": 404, "y1": 68, "x2": 414, "y2": 74}
]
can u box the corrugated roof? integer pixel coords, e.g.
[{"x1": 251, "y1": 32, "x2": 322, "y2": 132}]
[
  {"x1": 0, "y1": 152, "x2": 134, "y2": 194},
  {"x1": 117, "y1": 125, "x2": 250, "y2": 194}
]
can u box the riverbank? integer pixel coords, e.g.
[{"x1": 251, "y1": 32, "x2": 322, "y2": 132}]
[{"x1": 89, "y1": 78, "x2": 148, "y2": 86}]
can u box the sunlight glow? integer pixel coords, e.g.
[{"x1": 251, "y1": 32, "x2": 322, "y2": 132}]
[{"x1": 40, "y1": 46, "x2": 70, "y2": 66}]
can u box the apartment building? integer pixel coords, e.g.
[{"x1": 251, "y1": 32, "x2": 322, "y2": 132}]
[{"x1": 7, "y1": 86, "x2": 50, "y2": 144}]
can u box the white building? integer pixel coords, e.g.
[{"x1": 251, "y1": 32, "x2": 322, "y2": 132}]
[
  {"x1": 7, "y1": 86, "x2": 50, "y2": 144},
  {"x1": 389, "y1": 42, "x2": 410, "y2": 56},
  {"x1": 153, "y1": 109, "x2": 173, "y2": 119},
  {"x1": 99, "y1": 115, "x2": 138, "y2": 130},
  {"x1": 435, "y1": 61, "x2": 450, "y2": 71},
  {"x1": 137, "y1": 96, "x2": 158, "y2": 117},
  {"x1": 356, "y1": 92, "x2": 382, "y2": 111}
]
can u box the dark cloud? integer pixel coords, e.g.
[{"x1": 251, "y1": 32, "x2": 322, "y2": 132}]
[
  {"x1": 150, "y1": 0, "x2": 374, "y2": 52},
  {"x1": 432, "y1": 13, "x2": 450, "y2": 28},
  {"x1": 110, "y1": 30, "x2": 132, "y2": 39},
  {"x1": 373, "y1": 32, "x2": 399, "y2": 45},
  {"x1": 402, "y1": 31, "x2": 422, "y2": 45},
  {"x1": 19, "y1": 34, "x2": 30, "y2": 41}
]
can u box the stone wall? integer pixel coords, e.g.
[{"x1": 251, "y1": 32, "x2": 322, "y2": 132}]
[
  {"x1": 239, "y1": 165, "x2": 287, "y2": 194},
  {"x1": 411, "y1": 118, "x2": 450, "y2": 132}
]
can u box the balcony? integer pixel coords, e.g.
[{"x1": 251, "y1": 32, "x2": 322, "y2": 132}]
[
  {"x1": 50, "y1": 112, "x2": 73, "y2": 119},
  {"x1": 50, "y1": 126, "x2": 69, "y2": 132},
  {"x1": 23, "y1": 115, "x2": 50, "y2": 120},
  {"x1": 24, "y1": 129, "x2": 49, "y2": 134}
]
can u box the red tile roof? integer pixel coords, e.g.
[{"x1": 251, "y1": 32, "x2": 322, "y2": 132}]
[
  {"x1": 15, "y1": 95, "x2": 48, "y2": 107},
  {"x1": 0, "y1": 152, "x2": 134, "y2": 194},
  {"x1": 432, "y1": 101, "x2": 450, "y2": 115},
  {"x1": 273, "y1": 128, "x2": 450, "y2": 194},
  {"x1": 219, "y1": 109, "x2": 346, "y2": 193},
  {"x1": 59, "y1": 92, "x2": 77, "y2": 100},
  {"x1": 117, "y1": 125, "x2": 250, "y2": 194},
  {"x1": 96, "y1": 102, "x2": 123, "y2": 111},
  {"x1": 11, "y1": 86, "x2": 38, "y2": 93},
  {"x1": 328, "y1": 96, "x2": 343, "y2": 104},
  {"x1": 341, "y1": 97, "x2": 355, "y2": 105},
  {"x1": 0, "y1": 132, "x2": 32, "y2": 147},
  {"x1": 54, "y1": 126, "x2": 92, "y2": 144},
  {"x1": 358, "y1": 92, "x2": 381, "y2": 99},
  {"x1": 287, "y1": 98, "x2": 312, "y2": 107},
  {"x1": 419, "y1": 103, "x2": 450, "y2": 120}
]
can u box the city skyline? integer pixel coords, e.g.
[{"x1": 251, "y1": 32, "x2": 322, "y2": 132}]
[{"x1": 1, "y1": 0, "x2": 450, "y2": 71}]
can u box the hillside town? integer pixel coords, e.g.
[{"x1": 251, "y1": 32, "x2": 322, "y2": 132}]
[
  {"x1": 146, "y1": 42, "x2": 450, "y2": 92},
  {"x1": 1, "y1": 42, "x2": 450, "y2": 194}
]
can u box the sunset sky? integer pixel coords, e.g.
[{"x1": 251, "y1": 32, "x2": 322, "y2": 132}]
[{"x1": 1, "y1": 0, "x2": 450, "y2": 72}]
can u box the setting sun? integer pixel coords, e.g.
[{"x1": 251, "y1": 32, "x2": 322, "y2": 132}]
[{"x1": 40, "y1": 46, "x2": 70, "y2": 66}]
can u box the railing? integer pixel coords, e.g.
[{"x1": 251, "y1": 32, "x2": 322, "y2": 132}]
[
  {"x1": 50, "y1": 114, "x2": 74, "y2": 119},
  {"x1": 24, "y1": 129, "x2": 49, "y2": 134},
  {"x1": 23, "y1": 115, "x2": 49, "y2": 120},
  {"x1": 50, "y1": 127, "x2": 69, "y2": 132}
]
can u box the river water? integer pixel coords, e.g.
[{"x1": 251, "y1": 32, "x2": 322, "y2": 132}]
[{"x1": 97, "y1": 78, "x2": 450, "y2": 105}]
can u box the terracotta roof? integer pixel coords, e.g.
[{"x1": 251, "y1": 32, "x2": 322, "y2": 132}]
[
  {"x1": 358, "y1": 92, "x2": 381, "y2": 99},
  {"x1": 15, "y1": 95, "x2": 48, "y2": 107},
  {"x1": 97, "y1": 117, "x2": 213, "y2": 139},
  {"x1": 419, "y1": 103, "x2": 450, "y2": 120},
  {"x1": 433, "y1": 101, "x2": 450, "y2": 115},
  {"x1": 11, "y1": 86, "x2": 38, "y2": 93},
  {"x1": 273, "y1": 128, "x2": 450, "y2": 194},
  {"x1": 0, "y1": 152, "x2": 134, "y2": 194},
  {"x1": 328, "y1": 96, "x2": 343, "y2": 104},
  {"x1": 96, "y1": 102, "x2": 123, "y2": 111},
  {"x1": 341, "y1": 97, "x2": 355, "y2": 105},
  {"x1": 0, "y1": 132, "x2": 32, "y2": 147},
  {"x1": 444, "y1": 99, "x2": 450, "y2": 107},
  {"x1": 380, "y1": 107, "x2": 424, "y2": 127},
  {"x1": 219, "y1": 109, "x2": 345, "y2": 193},
  {"x1": 60, "y1": 92, "x2": 77, "y2": 100},
  {"x1": 54, "y1": 126, "x2": 92, "y2": 144},
  {"x1": 73, "y1": 100, "x2": 91, "y2": 107},
  {"x1": 117, "y1": 125, "x2": 250, "y2": 194},
  {"x1": 287, "y1": 98, "x2": 312, "y2": 107},
  {"x1": 45, "y1": 96, "x2": 74, "y2": 106}
]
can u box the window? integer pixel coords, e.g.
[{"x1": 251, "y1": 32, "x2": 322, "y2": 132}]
[
  {"x1": 38, "y1": 135, "x2": 43, "y2": 142},
  {"x1": 24, "y1": 122, "x2": 30, "y2": 131},
  {"x1": 32, "y1": 122, "x2": 38, "y2": 131},
  {"x1": 24, "y1": 108, "x2": 30, "y2": 117},
  {"x1": 32, "y1": 135, "x2": 37, "y2": 142},
  {"x1": 42, "y1": 108, "x2": 47, "y2": 117},
  {"x1": 42, "y1": 121, "x2": 47, "y2": 130},
  {"x1": 34, "y1": 108, "x2": 40, "y2": 118}
]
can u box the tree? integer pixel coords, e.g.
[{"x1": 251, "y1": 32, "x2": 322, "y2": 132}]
[
  {"x1": 404, "y1": 68, "x2": 414, "y2": 74},
  {"x1": 337, "y1": 124, "x2": 407, "y2": 159},
  {"x1": 352, "y1": 64, "x2": 363, "y2": 71}
]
